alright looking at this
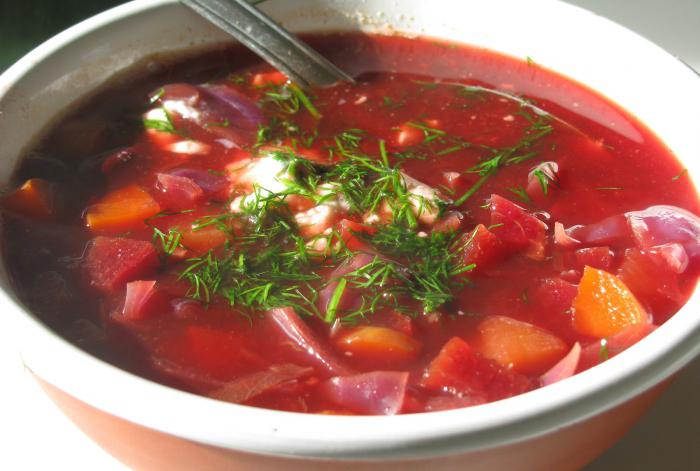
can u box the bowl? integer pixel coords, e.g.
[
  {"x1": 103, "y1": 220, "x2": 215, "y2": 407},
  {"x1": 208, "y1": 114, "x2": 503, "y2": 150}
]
[{"x1": 1, "y1": 0, "x2": 699, "y2": 469}]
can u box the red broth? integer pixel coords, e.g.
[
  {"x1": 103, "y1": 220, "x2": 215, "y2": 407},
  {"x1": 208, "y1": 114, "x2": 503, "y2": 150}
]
[{"x1": 3, "y1": 33, "x2": 699, "y2": 415}]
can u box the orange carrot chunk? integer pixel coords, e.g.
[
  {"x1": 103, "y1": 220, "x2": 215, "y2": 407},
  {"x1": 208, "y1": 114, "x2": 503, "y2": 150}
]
[
  {"x1": 85, "y1": 185, "x2": 160, "y2": 232},
  {"x1": 335, "y1": 326, "x2": 421, "y2": 366},
  {"x1": 572, "y1": 266, "x2": 648, "y2": 339},
  {"x1": 2, "y1": 178, "x2": 54, "y2": 218},
  {"x1": 473, "y1": 315, "x2": 568, "y2": 375}
]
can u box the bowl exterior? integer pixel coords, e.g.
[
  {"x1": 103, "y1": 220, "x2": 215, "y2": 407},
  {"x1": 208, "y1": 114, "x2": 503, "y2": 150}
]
[{"x1": 36, "y1": 376, "x2": 668, "y2": 470}]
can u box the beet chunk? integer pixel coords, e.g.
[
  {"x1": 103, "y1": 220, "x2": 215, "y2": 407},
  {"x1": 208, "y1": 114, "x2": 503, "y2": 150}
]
[{"x1": 84, "y1": 236, "x2": 159, "y2": 293}]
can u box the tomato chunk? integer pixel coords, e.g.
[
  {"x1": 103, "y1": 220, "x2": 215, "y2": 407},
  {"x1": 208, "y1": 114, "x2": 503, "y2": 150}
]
[
  {"x1": 617, "y1": 248, "x2": 682, "y2": 315},
  {"x1": 572, "y1": 266, "x2": 648, "y2": 338},
  {"x1": 489, "y1": 194, "x2": 547, "y2": 260},
  {"x1": 85, "y1": 185, "x2": 160, "y2": 232},
  {"x1": 473, "y1": 315, "x2": 568, "y2": 375},
  {"x1": 461, "y1": 224, "x2": 505, "y2": 273},
  {"x1": 420, "y1": 337, "x2": 484, "y2": 394},
  {"x1": 334, "y1": 326, "x2": 421, "y2": 367},
  {"x1": 84, "y1": 236, "x2": 159, "y2": 294},
  {"x1": 2, "y1": 178, "x2": 54, "y2": 219}
]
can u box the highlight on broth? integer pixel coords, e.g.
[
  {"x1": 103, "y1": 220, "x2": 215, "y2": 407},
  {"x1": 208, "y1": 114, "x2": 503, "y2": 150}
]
[{"x1": 2, "y1": 34, "x2": 699, "y2": 415}]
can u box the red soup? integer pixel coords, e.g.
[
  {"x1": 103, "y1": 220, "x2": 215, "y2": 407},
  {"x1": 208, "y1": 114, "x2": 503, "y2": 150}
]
[{"x1": 3, "y1": 34, "x2": 699, "y2": 415}]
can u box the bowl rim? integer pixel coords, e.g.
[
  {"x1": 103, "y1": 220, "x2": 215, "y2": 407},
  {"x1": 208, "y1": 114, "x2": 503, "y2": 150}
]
[{"x1": 1, "y1": 0, "x2": 700, "y2": 461}]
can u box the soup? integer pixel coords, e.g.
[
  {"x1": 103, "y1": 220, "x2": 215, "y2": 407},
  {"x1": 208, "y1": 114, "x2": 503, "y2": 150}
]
[{"x1": 3, "y1": 33, "x2": 699, "y2": 415}]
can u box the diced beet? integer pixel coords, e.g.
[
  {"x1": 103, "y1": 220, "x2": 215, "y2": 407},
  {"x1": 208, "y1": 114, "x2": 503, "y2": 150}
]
[
  {"x1": 320, "y1": 371, "x2": 408, "y2": 415},
  {"x1": 566, "y1": 214, "x2": 631, "y2": 248},
  {"x1": 489, "y1": 194, "x2": 547, "y2": 260},
  {"x1": 461, "y1": 224, "x2": 506, "y2": 273},
  {"x1": 266, "y1": 307, "x2": 352, "y2": 376},
  {"x1": 210, "y1": 364, "x2": 313, "y2": 404},
  {"x1": 155, "y1": 173, "x2": 205, "y2": 210},
  {"x1": 84, "y1": 236, "x2": 159, "y2": 294},
  {"x1": 578, "y1": 323, "x2": 657, "y2": 372},
  {"x1": 618, "y1": 248, "x2": 682, "y2": 314},
  {"x1": 167, "y1": 168, "x2": 231, "y2": 201},
  {"x1": 529, "y1": 278, "x2": 578, "y2": 341},
  {"x1": 541, "y1": 342, "x2": 581, "y2": 386}
]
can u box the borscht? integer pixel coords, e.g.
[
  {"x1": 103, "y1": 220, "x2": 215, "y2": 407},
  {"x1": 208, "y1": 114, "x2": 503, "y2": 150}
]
[{"x1": 3, "y1": 34, "x2": 699, "y2": 415}]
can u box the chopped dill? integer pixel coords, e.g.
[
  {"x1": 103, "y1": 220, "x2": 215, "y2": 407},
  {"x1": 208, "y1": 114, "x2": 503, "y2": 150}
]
[
  {"x1": 672, "y1": 169, "x2": 688, "y2": 181},
  {"x1": 143, "y1": 106, "x2": 178, "y2": 134}
]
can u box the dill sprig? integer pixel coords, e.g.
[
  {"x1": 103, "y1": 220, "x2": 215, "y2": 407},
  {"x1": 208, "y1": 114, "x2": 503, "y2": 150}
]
[{"x1": 454, "y1": 106, "x2": 553, "y2": 206}]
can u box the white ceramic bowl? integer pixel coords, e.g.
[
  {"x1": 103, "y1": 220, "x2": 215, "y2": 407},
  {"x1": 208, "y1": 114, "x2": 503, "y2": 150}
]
[{"x1": 1, "y1": 1, "x2": 699, "y2": 469}]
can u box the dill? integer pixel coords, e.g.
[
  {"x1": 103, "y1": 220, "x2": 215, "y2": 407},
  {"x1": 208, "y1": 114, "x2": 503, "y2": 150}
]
[
  {"x1": 204, "y1": 119, "x2": 230, "y2": 128},
  {"x1": 672, "y1": 169, "x2": 688, "y2": 181},
  {"x1": 263, "y1": 83, "x2": 321, "y2": 119},
  {"x1": 595, "y1": 186, "x2": 624, "y2": 191},
  {"x1": 454, "y1": 104, "x2": 553, "y2": 206},
  {"x1": 407, "y1": 120, "x2": 446, "y2": 143},
  {"x1": 143, "y1": 106, "x2": 178, "y2": 134},
  {"x1": 508, "y1": 186, "x2": 532, "y2": 204},
  {"x1": 532, "y1": 167, "x2": 556, "y2": 195}
]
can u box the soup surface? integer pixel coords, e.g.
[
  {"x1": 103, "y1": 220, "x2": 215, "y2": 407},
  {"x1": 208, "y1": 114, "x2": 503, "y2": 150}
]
[{"x1": 3, "y1": 34, "x2": 699, "y2": 415}]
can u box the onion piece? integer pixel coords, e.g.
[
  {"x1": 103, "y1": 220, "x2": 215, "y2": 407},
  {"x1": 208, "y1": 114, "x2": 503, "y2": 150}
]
[
  {"x1": 320, "y1": 371, "x2": 409, "y2": 415},
  {"x1": 122, "y1": 280, "x2": 157, "y2": 320},
  {"x1": 266, "y1": 307, "x2": 352, "y2": 376},
  {"x1": 626, "y1": 205, "x2": 700, "y2": 262},
  {"x1": 210, "y1": 364, "x2": 313, "y2": 404},
  {"x1": 540, "y1": 342, "x2": 581, "y2": 386},
  {"x1": 554, "y1": 221, "x2": 581, "y2": 248}
]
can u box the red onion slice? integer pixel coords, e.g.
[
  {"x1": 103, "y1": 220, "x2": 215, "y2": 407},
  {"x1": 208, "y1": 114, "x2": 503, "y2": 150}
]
[{"x1": 320, "y1": 371, "x2": 409, "y2": 415}]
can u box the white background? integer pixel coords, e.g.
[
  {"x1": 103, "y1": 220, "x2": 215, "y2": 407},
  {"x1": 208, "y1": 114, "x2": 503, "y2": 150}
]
[{"x1": 0, "y1": 1, "x2": 699, "y2": 469}]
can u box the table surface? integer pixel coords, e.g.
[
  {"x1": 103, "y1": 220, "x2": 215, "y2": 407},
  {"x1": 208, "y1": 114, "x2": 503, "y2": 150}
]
[{"x1": 1, "y1": 1, "x2": 699, "y2": 469}]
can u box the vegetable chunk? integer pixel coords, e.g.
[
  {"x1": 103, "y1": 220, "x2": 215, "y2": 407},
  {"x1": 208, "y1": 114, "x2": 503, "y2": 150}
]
[
  {"x1": 473, "y1": 315, "x2": 567, "y2": 375},
  {"x1": 2, "y1": 178, "x2": 54, "y2": 219},
  {"x1": 572, "y1": 266, "x2": 648, "y2": 338},
  {"x1": 84, "y1": 236, "x2": 159, "y2": 293},
  {"x1": 85, "y1": 185, "x2": 161, "y2": 232}
]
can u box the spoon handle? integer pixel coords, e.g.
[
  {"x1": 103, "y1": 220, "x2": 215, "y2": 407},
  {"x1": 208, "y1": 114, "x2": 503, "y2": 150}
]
[{"x1": 181, "y1": 0, "x2": 355, "y2": 88}]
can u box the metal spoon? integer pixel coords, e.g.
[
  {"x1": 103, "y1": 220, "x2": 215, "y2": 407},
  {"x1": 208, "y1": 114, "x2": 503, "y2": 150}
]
[{"x1": 180, "y1": 0, "x2": 355, "y2": 89}]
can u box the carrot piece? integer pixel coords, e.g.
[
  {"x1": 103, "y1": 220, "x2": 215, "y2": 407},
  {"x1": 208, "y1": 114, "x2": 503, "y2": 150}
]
[
  {"x1": 85, "y1": 185, "x2": 160, "y2": 232},
  {"x1": 2, "y1": 178, "x2": 54, "y2": 218},
  {"x1": 334, "y1": 326, "x2": 421, "y2": 365},
  {"x1": 473, "y1": 315, "x2": 568, "y2": 375},
  {"x1": 180, "y1": 225, "x2": 229, "y2": 255},
  {"x1": 572, "y1": 266, "x2": 648, "y2": 338}
]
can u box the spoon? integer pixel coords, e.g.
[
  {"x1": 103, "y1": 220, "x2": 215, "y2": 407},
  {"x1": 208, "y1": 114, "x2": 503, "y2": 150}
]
[{"x1": 180, "y1": 0, "x2": 355, "y2": 89}]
